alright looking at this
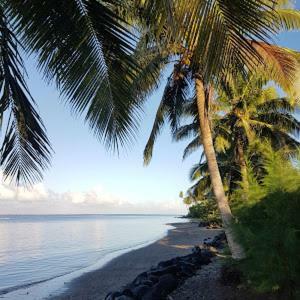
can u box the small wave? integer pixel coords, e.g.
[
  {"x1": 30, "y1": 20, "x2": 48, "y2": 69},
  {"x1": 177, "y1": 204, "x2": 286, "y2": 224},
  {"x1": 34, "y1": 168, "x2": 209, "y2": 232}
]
[
  {"x1": 0, "y1": 271, "x2": 72, "y2": 296},
  {"x1": 0, "y1": 218, "x2": 10, "y2": 220}
]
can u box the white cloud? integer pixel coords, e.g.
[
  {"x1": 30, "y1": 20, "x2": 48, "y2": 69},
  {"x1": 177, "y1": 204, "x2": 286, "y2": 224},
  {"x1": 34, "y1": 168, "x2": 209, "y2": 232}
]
[
  {"x1": 0, "y1": 182, "x2": 48, "y2": 202},
  {"x1": 0, "y1": 176, "x2": 187, "y2": 215}
]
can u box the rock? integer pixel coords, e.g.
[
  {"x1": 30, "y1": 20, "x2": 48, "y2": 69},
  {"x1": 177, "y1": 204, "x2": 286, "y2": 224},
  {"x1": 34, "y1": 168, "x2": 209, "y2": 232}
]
[
  {"x1": 105, "y1": 291, "x2": 123, "y2": 300},
  {"x1": 132, "y1": 272, "x2": 148, "y2": 285},
  {"x1": 131, "y1": 284, "x2": 151, "y2": 298},
  {"x1": 147, "y1": 275, "x2": 159, "y2": 284},
  {"x1": 199, "y1": 250, "x2": 213, "y2": 265},
  {"x1": 141, "y1": 280, "x2": 154, "y2": 287},
  {"x1": 192, "y1": 246, "x2": 202, "y2": 255},
  {"x1": 198, "y1": 221, "x2": 210, "y2": 227},
  {"x1": 149, "y1": 265, "x2": 179, "y2": 277},
  {"x1": 122, "y1": 288, "x2": 134, "y2": 297},
  {"x1": 115, "y1": 296, "x2": 134, "y2": 300},
  {"x1": 204, "y1": 232, "x2": 227, "y2": 249},
  {"x1": 158, "y1": 259, "x2": 174, "y2": 268},
  {"x1": 143, "y1": 274, "x2": 179, "y2": 300},
  {"x1": 105, "y1": 244, "x2": 215, "y2": 300}
]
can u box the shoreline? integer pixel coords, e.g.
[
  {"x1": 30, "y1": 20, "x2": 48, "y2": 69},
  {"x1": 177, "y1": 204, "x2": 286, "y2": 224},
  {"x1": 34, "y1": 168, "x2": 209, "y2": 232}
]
[
  {"x1": 0, "y1": 223, "x2": 175, "y2": 300},
  {"x1": 53, "y1": 222, "x2": 223, "y2": 300}
]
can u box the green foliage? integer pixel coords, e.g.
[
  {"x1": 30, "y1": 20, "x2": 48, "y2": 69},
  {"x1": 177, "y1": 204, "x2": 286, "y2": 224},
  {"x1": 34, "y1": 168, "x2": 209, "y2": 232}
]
[
  {"x1": 175, "y1": 76, "x2": 300, "y2": 199},
  {"x1": 232, "y1": 150, "x2": 300, "y2": 297},
  {"x1": 187, "y1": 199, "x2": 221, "y2": 225}
]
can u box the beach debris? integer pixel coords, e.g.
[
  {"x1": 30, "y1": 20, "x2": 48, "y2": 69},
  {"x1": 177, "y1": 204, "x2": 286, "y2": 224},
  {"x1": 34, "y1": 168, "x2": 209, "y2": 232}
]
[{"x1": 105, "y1": 245, "x2": 214, "y2": 300}]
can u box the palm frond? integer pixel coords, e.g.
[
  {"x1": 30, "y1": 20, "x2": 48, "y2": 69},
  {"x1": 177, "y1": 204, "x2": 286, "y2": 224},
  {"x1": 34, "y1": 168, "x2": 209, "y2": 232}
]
[
  {"x1": 143, "y1": 64, "x2": 191, "y2": 165},
  {"x1": 267, "y1": 8, "x2": 300, "y2": 31},
  {"x1": 7, "y1": 0, "x2": 142, "y2": 150},
  {"x1": 256, "y1": 112, "x2": 300, "y2": 135},
  {"x1": 174, "y1": 123, "x2": 198, "y2": 142},
  {"x1": 256, "y1": 97, "x2": 295, "y2": 112},
  {"x1": 187, "y1": 0, "x2": 277, "y2": 80},
  {"x1": 0, "y1": 7, "x2": 52, "y2": 185},
  {"x1": 251, "y1": 42, "x2": 299, "y2": 92},
  {"x1": 143, "y1": 99, "x2": 167, "y2": 166},
  {"x1": 182, "y1": 137, "x2": 202, "y2": 160}
]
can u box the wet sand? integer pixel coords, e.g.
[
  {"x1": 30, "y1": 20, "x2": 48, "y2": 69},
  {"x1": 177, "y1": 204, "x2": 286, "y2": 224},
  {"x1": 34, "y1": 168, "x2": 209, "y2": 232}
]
[{"x1": 53, "y1": 222, "x2": 223, "y2": 300}]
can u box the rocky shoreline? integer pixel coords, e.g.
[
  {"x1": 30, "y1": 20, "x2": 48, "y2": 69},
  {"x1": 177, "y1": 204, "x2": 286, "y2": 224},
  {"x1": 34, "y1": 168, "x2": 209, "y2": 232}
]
[
  {"x1": 105, "y1": 233, "x2": 226, "y2": 300},
  {"x1": 53, "y1": 222, "x2": 223, "y2": 300}
]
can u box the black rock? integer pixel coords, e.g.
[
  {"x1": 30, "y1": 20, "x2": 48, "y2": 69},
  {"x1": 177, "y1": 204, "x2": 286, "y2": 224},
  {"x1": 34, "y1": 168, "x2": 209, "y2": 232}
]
[
  {"x1": 149, "y1": 265, "x2": 179, "y2": 277},
  {"x1": 132, "y1": 272, "x2": 148, "y2": 286},
  {"x1": 147, "y1": 275, "x2": 159, "y2": 284},
  {"x1": 143, "y1": 274, "x2": 179, "y2": 300},
  {"x1": 105, "y1": 291, "x2": 123, "y2": 300},
  {"x1": 198, "y1": 221, "x2": 210, "y2": 227},
  {"x1": 131, "y1": 284, "x2": 151, "y2": 298},
  {"x1": 105, "y1": 244, "x2": 215, "y2": 300},
  {"x1": 179, "y1": 267, "x2": 195, "y2": 278},
  {"x1": 157, "y1": 259, "x2": 174, "y2": 268},
  {"x1": 141, "y1": 280, "x2": 154, "y2": 287},
  {"x1": 205, "y1": 232, "x2": 227, "y2": 248},
  {"x1": 122, "y1": 288, "x2": 134, "y2": 297},
  {"x1": 192, "y1": 246, "x2": 202, "y2": 255},
  {"x1": 115, "y1": 296, "x2": 134, "y2": 300}
]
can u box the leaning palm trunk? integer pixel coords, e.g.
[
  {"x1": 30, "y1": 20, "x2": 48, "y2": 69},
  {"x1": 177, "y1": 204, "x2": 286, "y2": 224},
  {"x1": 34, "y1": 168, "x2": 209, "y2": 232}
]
[{"x1": 195, "y1": 75, "x2": 245, "y2": 260}]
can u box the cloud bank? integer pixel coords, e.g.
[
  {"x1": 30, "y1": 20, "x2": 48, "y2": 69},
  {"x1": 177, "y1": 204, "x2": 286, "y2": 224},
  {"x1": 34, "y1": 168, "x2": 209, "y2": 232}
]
[{"x1": 0, "y1": 178, "x2": 186, "y2": 215}]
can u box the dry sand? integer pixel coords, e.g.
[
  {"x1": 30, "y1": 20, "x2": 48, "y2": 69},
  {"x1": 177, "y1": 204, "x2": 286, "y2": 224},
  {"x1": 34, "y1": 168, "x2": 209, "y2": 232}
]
[{"x1": 52, "y1": 222, "x2": 223, "y2": 300}]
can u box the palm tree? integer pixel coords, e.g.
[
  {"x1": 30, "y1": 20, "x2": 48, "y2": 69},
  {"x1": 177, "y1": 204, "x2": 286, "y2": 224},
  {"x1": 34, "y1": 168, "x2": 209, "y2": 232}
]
[
  {"x1": 1, "y1": 0, "x2": 145, "y2": 184},
  {"x1": 143, "y1": 2, "x2": 300, "y2": 258},
  {"x1": 1, "y1": 0, "x2": 300, "y2": 257},
  {"x1": 1, "y1": 0, "x2": 297, "y2": 185},
  {"x1": 177, "y1": 77, "x2": 300, "y2": 195},
  {"x1": 217, "y1": 76, "x2": 300, "y2": 189}
]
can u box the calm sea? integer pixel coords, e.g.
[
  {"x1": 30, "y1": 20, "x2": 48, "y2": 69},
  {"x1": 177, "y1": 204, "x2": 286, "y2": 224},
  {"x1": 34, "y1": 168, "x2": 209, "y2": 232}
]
[{"x1": 0, "y1": 214, "x2": 183, "y2": 297}]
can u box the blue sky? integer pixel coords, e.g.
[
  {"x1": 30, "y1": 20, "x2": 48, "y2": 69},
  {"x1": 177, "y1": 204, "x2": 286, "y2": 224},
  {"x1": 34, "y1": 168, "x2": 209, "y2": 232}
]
[{"x1": 0, "y1": 5, "x2": 300, "y2": 214}]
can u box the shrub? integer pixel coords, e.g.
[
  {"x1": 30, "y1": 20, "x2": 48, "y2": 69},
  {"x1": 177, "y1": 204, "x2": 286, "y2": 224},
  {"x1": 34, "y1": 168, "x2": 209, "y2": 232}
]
[
  {"x1": 187, "y1": 199, "x2": 221, "y2": 225},
  {"x1": 232, "y1": 150, "x2": 300, "y2": 298}
]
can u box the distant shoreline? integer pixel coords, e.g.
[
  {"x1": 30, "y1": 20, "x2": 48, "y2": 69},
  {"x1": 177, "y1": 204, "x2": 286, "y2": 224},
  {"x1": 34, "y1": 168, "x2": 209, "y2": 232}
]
[{"x1": 53, "y1": 222, "x2": 222, "y2": 300}]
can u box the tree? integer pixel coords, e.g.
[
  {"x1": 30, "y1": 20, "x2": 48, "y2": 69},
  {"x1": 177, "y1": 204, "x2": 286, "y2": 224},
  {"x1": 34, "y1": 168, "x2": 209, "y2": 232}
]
[
  {"x1": 2, "y1": 0, "x2": 297, "y2": 185},
  {"x1": 1, "y1": 0, "x2": 300, "y2": 257},
  {"x1": 143, "y1": 1, "x2": 300, "y2": 259},
  {"x1": 217, "y1": 76, "x2": 300, "y2": 190},
  {"x1": 177, "y1": 76, "x2": 300, "y2": 196}
]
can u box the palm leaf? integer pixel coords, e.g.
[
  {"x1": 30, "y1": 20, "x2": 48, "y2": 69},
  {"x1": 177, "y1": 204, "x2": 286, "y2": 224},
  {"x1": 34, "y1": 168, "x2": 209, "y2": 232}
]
[
  {"x1": 143, "y1": 64, "x2": 191, "y2": 165},
  {"x1": 251, "y1": 42, "x2": 300, "y2": 92},
  {"x1": 0, "y1": 7, "x2": 52, "y2": 185},
  {"x1": 183, "y1": 137, "x2": 202, "y2": 160},
  {"x1": 267, "y1": 9, "x2": 300, "y2": 31},
  {"x1": 7, "y1": 0, "x2": 142, "y2": 150}
]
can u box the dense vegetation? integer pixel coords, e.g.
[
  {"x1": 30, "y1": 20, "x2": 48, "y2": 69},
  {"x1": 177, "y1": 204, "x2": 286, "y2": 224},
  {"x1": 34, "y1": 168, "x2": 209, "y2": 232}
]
[
  {"x1": 232, "y1": 149, "x2": 300, "y2": 298},
  {"x1": 1, "y1": 0, "x2": 300, "y2": 298},
  {"x1": 180, "y1": 95, "x2": 300, "y2": 297}
]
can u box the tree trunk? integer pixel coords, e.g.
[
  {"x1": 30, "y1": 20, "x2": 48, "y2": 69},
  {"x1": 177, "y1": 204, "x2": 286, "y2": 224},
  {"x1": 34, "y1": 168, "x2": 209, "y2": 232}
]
[
  {"x1": 236, "y1": 135, "x2": 249, "y2": 193},
  {"x1": 195, "y1": 76, "x2": 245, "y2": 260}
]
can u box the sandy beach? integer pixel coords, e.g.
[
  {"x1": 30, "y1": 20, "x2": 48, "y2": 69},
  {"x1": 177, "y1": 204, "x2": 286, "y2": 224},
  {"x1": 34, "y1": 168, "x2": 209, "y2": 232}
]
[{"x1": 53, "y1": 222, "x2": 223, "y2": 300}]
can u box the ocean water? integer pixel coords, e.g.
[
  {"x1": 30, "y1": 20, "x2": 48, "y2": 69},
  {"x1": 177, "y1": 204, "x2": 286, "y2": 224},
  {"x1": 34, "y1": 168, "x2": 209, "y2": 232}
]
[{"x1": 0, "y1": 214, "x2": 183, "y2": 297}]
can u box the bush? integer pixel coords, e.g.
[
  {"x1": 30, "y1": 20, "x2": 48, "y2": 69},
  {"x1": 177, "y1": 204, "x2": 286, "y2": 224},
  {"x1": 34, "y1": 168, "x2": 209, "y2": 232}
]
[
  {"x1": 187, "y1": 199, "x2": 221, "y2": 225},
  {"x1": 234, "y1": 190, "x2": 300, "y2": 298},
  {"x1": 232, "y1": 150, "x2": 300, "y2": 298}
]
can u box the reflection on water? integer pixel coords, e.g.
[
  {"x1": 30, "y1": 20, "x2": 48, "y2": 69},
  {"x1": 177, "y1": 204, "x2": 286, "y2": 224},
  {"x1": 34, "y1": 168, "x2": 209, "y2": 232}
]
[{"x1": 0, "y1": 214, "x2": 182, "y2": 292}]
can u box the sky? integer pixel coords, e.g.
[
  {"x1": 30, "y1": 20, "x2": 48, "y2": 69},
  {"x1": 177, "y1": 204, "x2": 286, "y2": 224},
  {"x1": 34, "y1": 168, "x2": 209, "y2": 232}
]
[{"x1": 1, "y1": 4, "x2": 300, "y2": 215}]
